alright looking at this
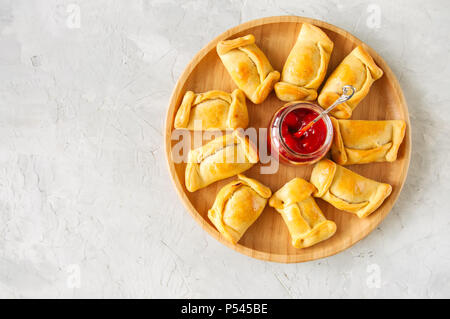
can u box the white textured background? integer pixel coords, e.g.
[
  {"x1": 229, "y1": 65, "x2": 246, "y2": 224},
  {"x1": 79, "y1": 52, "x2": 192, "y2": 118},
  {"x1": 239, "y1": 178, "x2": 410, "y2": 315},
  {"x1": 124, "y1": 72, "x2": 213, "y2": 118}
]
[{"x1": 0, "y1": 0, "x2": 449, "y2": 298}]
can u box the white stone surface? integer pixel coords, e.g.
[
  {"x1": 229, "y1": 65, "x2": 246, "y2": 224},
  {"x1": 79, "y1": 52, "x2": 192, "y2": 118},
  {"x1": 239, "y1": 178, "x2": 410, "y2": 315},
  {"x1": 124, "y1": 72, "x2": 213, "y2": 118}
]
[{"x1": 0, "y1": 0, "x2": 449, "y2": 298}]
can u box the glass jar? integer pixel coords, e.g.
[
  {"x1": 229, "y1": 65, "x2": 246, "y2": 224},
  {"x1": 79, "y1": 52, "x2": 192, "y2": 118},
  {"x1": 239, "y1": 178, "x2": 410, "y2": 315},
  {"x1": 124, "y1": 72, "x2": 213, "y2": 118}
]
[{"x1": 268, "y1": 101, "x2": 333, "y2": 165}]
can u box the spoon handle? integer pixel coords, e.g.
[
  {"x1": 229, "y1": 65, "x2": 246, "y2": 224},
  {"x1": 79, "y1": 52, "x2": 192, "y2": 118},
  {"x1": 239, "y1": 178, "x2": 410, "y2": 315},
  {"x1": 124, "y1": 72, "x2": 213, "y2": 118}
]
[
  {"x1": 295, "y1": 85, "x2": 356, "y2": 138},
  {"x1": 322, "y1": 85, "x2": 356, "y2": 115}
]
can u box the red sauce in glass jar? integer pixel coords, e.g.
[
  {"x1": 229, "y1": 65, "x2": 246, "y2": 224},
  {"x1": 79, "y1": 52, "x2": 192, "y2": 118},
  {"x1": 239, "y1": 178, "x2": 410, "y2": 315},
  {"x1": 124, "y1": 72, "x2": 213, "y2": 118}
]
[
  {"x1": 269, "y1": 102, "x2": 333, "y2": 165},
  {"x1": 281, "y1": 108, "x2": 328, "y2": 154}
]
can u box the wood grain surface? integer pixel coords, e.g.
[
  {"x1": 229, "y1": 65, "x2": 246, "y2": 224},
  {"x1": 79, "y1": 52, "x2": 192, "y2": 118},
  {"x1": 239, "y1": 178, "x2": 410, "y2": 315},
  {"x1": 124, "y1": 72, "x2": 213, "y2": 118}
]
[{"x1": 164, "y1": 16, "x2": 411, "y2": 263}]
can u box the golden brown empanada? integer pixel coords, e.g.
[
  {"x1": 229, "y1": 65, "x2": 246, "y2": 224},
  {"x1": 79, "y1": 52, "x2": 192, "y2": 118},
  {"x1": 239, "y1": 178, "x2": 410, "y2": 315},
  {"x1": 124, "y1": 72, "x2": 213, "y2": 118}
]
[
  {"x1": 331, "y1": 117, "x2": 406, "y2": 165},
  {"x1": 310, "y1": 159, "x2": 392, "y2": 218},
  {"x1": 185, "y1": 130, "x2": 258, "y2": 192},
  {"x1": 174, "y1": 89, "x2": 248, "y2": 130},
  {"x1": 274, "y1": 23, "x2": 334, "y2": 102},
  {"x1": 217, "y1": 34, "x2": 280, "y2": 104},
  {"x1": 269, "y1": 178, "x2": 336, "y2": 249},
  {"x1": 318, "y1": 45, "x2": 383, "y2": 119},
  {"x1": 208, "y1": 174, "x2": 272, "y2": 244}
]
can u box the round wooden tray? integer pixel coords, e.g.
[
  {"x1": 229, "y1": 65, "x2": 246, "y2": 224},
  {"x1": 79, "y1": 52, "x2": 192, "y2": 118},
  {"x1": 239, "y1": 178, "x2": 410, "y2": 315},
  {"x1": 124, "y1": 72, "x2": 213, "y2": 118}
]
[{"x1": 164, "y1": 16, "x2": 411, "y2": 263}]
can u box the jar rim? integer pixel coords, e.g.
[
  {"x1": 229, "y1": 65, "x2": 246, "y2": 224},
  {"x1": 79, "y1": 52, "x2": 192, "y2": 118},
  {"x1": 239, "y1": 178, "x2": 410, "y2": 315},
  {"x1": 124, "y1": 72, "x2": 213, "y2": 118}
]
[{"x1": 276, "y1": 101, "x2": 334, "y2": 159}]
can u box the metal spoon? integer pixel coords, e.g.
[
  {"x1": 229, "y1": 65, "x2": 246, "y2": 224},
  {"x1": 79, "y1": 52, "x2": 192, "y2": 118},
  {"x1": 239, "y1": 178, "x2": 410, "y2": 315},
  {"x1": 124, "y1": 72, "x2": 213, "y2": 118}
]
[{"x1": 294, "y1": 85, "x2": 356, "y2": 138}]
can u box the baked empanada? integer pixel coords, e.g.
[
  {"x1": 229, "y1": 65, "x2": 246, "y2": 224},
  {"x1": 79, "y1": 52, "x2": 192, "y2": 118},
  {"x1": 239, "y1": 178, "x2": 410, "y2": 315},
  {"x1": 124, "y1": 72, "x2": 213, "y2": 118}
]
[
  {"x1": 217, "y1": 34, "x2": 280, "y2": 104},
  {"x1": 274, "y1": 23, "x2": 334, "y2": 102},
  {"x1": 310, "y1": 159, "x2": 392, "y2": 218},
  {"x1": 318, "y1": 46, "x2": 383, "y2": 119},
  {"x1": 185, "y1": 130, "x2": 258, "y2": 192},
  {"x1": 208, "y1": 174, "x2": 272, "y2": 244},
  {"x1": 174, "y1": 89, "x2": 248, "y2": 130},
  {"x1": 269, "y1": 178, "x2": 336, "y2": 249},
  {"x1": 331, "y1": 117, "x2": 406, "y2": 165}
]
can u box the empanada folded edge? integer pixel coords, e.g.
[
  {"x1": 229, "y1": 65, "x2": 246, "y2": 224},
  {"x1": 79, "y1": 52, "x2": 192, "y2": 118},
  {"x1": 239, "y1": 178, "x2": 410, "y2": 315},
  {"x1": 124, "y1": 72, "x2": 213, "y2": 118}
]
[
  {"x1": 174, "y1": 91, "x2": 196, "y2": 129},
  {"x1": 353, "y1": 45, "x2": 383, "y2": 81},
  {"x1": 216, "y1": 34, "x2": 255, "y2": 56},
  {"x1": 207, "y1": 174, "x2": 272, "y2": 244},
  {"x1": 274, "y1": 81, "x2": 317, "y2": 101},
  {"x1": 174, "y1": 89, "x2": 249, "y2": 130},
  {"x1": 331, "y1": 117, "x2": 407, "y2": 165},
  {"x1": 385, "y1": 120, "x2": 406, "y2": 162},
  {"x1": 227, "y1": 89, "x2": 249, "y2": 129},
  {"x1": 310, "y1": 159, "x2": 337, "y2": 198},
  {"x1": 310, "y1": 159, "x2": 393, "y2": 218},
  {"x1": 269, "y1": 178, "x2": 337, "y2": 249},
  {"x1": 357, "y1": 183, "x2": 392, "y2": 218},
  {"x1": 185, "y1": 130, "x2": 259, "y2": 192},
  {"x1": 217, "y1": 34, "x2": 280, "y2": 104},
  {"x1": 330, "y1": 116, "x2": 347, "y2": 164},
  {"x1": 274, "y1": 23, "x2": 333, "y2": 102},
  {"x1": 251, "y1": 69, "x2": 280, "y2": 104},
  {"x1": 292, "y1": 220, "x2": 336, "y2": 249},
  {"x1": 318, "y1": 45, "x2": 384, "y2": 119}
]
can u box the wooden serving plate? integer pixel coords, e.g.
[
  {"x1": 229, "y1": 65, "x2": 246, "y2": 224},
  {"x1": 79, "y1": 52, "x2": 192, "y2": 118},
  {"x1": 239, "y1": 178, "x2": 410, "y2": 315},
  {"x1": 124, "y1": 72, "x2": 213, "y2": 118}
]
[{"x1": 164, "y1": 16, "x2": 411, "y2": 263}]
